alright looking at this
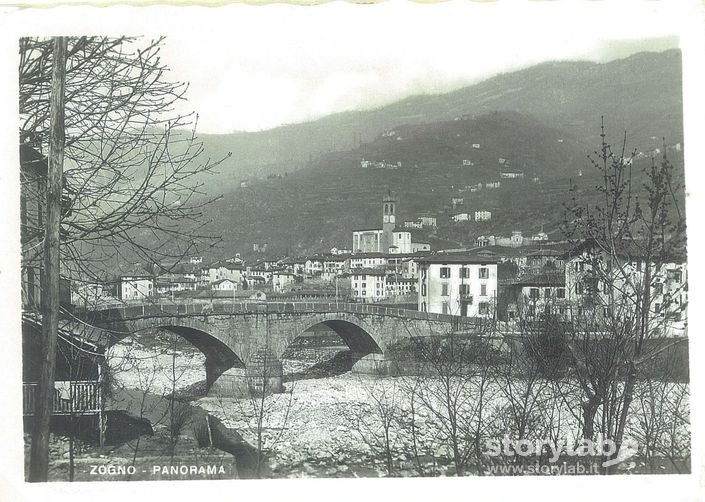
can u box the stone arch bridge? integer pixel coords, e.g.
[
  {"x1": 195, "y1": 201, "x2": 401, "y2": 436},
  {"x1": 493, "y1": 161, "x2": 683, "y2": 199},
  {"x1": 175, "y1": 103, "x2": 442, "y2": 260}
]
[{"x1": 83, "y1": 301, "x2": 484, "y2": 397}]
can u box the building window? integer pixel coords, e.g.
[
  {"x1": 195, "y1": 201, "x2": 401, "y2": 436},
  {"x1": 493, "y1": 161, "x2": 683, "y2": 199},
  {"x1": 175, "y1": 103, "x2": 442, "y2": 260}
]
[
  {"x1": 441, "y1": 283, "x2": 449, "y2": 296},
  {"x1": 667, "y1": 269, "x2": 682, "y2": 283},
  {"x1": 479, "y1": 302, "x2": 489, "y2": 315},
  {"x1": 479, "y1": 267, "x2": 489, "y2": 279},
  {"x1": 461, "y1": 268, "x2": 471, "y2": 279},
  {"x1": 440, "y1": 267, "x2": 451, "y2": 278},
  {"x1": 421, "y1": 302, "x2": 426, "y2": 312},
  {"x1": 557, "y1": 288, "x2": 566, "y2": 299},
  {"x1": 459, "y1": 284, "x2": 470, "y2": 295},
  {"x1": 442, "y1": 302, "x2": 449, "y2": 314},
  {"x1": 544, "y1": 288, "x2": 551, "y2": 298},
  {"x1": 576, "y1": 282, "x2": 584, "y2": 295},
  {"x1": 421, "y1": 284, "x2": 427, "y2": 296},
  {"x1": 481, "y1": 284, "x2": 487, "y2": 297},
  {"x1": 529, "y1": 288, "x2": 539, "y2": 299}
]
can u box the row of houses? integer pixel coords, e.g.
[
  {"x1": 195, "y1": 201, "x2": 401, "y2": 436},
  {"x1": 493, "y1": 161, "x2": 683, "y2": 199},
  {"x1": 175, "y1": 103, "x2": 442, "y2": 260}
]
[
  {"x1": 414, "y1": 240, "x2": 688, "y2": 336},
  {"x1": 475, "y1": 230, "x2": 548, "y2": 248},
  {"x1": 69, "y1": 238, "x2": 688, "y2": 338},
  {"x1": 451, "y1": 210, "x2": 492, "y2": 223}
]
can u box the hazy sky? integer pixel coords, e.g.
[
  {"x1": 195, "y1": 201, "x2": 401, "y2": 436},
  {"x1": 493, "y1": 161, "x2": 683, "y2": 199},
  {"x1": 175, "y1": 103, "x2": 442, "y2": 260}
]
[
  {"x1": 7, "y1": 2, "x2": 692, "y2": 134},
  {"x1": 147, "y1": 1, "x2": 692, "y2": 134}
]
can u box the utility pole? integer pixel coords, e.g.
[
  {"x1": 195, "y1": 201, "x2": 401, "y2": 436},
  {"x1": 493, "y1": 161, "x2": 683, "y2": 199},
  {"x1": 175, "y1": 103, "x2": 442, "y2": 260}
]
[{"x1": 29, "y1": 36, "x2": 67, "y2": 482}]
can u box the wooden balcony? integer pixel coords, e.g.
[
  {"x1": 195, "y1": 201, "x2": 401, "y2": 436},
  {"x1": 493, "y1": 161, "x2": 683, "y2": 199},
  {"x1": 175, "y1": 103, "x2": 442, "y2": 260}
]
[{"x1": 23, "y1": 380, "x2": 101, "y2": 416}]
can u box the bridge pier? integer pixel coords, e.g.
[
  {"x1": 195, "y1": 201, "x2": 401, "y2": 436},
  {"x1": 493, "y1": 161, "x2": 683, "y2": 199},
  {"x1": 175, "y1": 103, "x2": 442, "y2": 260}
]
[
  {"x1": 351, "y1": 352, "x2": 395, "y2": 376},
  {"x1": 208, "y1": 360, "x2": 284, "y2": 398}
]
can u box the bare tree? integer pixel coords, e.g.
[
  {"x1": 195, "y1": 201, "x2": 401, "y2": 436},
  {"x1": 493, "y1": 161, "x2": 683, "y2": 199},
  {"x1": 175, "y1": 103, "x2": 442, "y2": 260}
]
[
  {"x1": 405, "y1": 316, "x2": 498, "y2": 476},
  {"x1": 628, "y1": 343, "x2": 690, "y2": 473},
  {"x1": 351, "y1": 374, "x2": 405, "y2": 476},
  {"x1": 20, "y1": 36, "x2": 228, "y2": 479},
  {"x1": 213, "y1": 330, "x2": 295, "y2": 478},
  {"x1": 493, "y1": 313, "x2": 560, "y2": 471},
  {"x1": 562, "y1": 119, "x2": 687, "y2": 471},
  {"x1": 20, "y1": 36, "x2": 227, "y2": 291}
]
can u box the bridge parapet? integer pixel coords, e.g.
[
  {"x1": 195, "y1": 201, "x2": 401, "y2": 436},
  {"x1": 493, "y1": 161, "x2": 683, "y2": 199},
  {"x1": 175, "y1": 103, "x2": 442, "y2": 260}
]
[{"x1": 88, "y1": 301, "x2": 484, "y2": 326}]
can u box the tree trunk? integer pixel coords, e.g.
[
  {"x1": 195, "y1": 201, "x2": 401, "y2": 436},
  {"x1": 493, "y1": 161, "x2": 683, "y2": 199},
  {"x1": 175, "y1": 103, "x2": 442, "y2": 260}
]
[
  {"x1": 28, "y1": 36, "x2": 66, "y2": 483},
  {"x1": 581, "y1": 394, "x2": 601, "y2": 440}
]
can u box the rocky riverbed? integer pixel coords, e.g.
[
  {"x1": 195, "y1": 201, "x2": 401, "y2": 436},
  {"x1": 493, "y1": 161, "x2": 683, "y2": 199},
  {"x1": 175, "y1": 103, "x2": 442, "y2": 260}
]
[{"x1": 31, "y1": 330, "x2": 688, "y2": 480}]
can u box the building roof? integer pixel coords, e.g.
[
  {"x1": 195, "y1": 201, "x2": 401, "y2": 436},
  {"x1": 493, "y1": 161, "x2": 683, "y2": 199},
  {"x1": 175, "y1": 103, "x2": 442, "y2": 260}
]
[
  {"x1": 212, "y1": 278, "x2": 236, "y2": 285},
  {"x1": 323, "y1": 254, "x2": 350, "y2": 262},
  {"x1": 514, "y1": 272, "x2": 566, "y2": 287},
  {"x1": 416, "y1": 253, "x2": 499, "y2": 265},
  {"x1": 353, "y1": 228, "x2": 383, "y2": 233},
  {"x1": 526, "y1": 244, "x2": 572, "y2": 258},
  {"x1": 280, "y1": 256, "x2": 308, "y2": 264},
  {"x1": 387, "y1": 276, "x2": 417, "y2": 283},
  {"x1": 349, "y1": 268, "x2": 388, "y2": 276},
  {"x1": 350, "y1": 252, "x2": 386, "y2": 259},
  {"x1": 567, "y1": 238, "x2": 686, "y2": 263}
]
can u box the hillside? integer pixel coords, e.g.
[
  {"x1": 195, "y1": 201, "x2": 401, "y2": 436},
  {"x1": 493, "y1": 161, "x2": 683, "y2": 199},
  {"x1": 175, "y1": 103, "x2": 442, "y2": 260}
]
[
  {"x1": 192, "y1": 108, "x2": 684, "y2": 261},
  {"x1": 354, "y1": 111, "x2": 586, "y2": 177},
  {"x1": 197, "y1": 49, "x2": 683, "y2": 192}
]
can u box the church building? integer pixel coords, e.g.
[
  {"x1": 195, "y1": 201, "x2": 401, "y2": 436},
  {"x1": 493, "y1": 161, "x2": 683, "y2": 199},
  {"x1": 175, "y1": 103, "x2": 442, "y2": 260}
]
[{"x1": 352, "y1": 194, "x2": 413, "y2": 254}]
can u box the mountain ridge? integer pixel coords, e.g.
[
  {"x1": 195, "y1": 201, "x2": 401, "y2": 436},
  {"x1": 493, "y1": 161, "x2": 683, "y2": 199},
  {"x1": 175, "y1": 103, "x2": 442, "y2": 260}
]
[{"x1": 198, "y1": 49, "x2": 682, "y2": 188}]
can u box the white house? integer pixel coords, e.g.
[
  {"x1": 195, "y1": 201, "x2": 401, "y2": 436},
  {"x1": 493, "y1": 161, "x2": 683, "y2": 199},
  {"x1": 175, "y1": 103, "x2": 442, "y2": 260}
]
[
  {"x1": 476, "y1": 235, "x2": 496, "y2": 247},
  {"x1": 211, "y1": 278, "x2": 238, "y2": 291},
  {"x1": 508, "y1": 272, "x2": 567, "y2": 321},
  {"x1": 451, "y1": 213, "x2": 470, "y2": 223},
  {"x1": 350, "y1": 269, "x2": 388, "y2": 302},
  {"x1": 474, "y1": 210, "x2": 492, "y2": 221},
  {"x1": 564, "y1": 240, "x2": 688, "y2": 337},
  {"x1": 385, "y1": 276, "x2": 417, "y2": 297},
  {"x1": 349, "y1": 253, "x2": 388, "y2": 270},
  {"x1": 118, "y1": 276, "x2": 154, "y2": 301},
  {"x1": 411, "y1": 242, "x2": 431, "y2": 253},
  {"x1": 206, "y1": 261, "x2": 243, "y2": 284},
  {"x1": 248, "y1": 266, "x2": 273, "y2": 283},
  {"x1": 322, "y1": 255, "x2": 350, "y2": 281},
  {"x1": 416, "y1": 254, "x2": 498, "y2": 317},
  {"x1": 500, "y1": 170, "x2": 525, "y2": 179},
  {"x1": 272, "y1": 271, "x2": 296, "y2": 292}
]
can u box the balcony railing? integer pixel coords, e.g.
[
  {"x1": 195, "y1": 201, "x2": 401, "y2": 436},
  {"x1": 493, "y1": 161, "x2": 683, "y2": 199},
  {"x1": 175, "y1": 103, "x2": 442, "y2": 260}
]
[{"x1": 23, "y1": 380, "x2": 101, "y2": 416}]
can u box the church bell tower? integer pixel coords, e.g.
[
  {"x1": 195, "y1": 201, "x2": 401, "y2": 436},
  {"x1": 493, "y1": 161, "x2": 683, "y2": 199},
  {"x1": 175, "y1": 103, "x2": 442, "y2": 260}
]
[{"x1": 382, "y1": 192, "x2": 396, "y2": 253}]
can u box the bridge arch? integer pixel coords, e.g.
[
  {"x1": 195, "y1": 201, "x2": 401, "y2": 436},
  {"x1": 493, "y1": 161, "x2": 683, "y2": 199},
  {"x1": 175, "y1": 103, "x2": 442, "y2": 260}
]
[
  {"x1": 105, "y1": 319, "x2": 246, "y2": 392},
  {"x1": 287, "y1": 313, "x2": 384, "y2": 359}
]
